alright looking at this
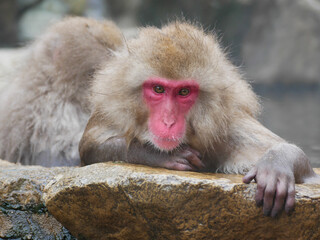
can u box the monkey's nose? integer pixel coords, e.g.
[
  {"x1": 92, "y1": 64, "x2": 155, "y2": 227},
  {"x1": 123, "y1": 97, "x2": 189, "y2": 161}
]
[{"x1": 163, "y1": 118, "x2": 176, "y2": 128}]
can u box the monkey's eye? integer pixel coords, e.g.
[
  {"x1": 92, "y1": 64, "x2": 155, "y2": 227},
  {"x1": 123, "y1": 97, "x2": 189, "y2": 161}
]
[
  {"x1": 179, "y1": 88, "x2": 190, "y2": 96},
  {"x1": 153, "y1": 85, "x2": 165, "y2": 94}
]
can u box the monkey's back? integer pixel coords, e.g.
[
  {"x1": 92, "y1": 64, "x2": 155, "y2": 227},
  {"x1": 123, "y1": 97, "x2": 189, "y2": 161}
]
[{"x1": 0, "y1": 17, "x2": 124, "y2": 166}]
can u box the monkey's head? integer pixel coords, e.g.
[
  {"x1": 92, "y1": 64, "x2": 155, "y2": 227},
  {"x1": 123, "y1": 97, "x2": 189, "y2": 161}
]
[{"x1": 92, "y1": 22, "x2": 259, "y2": 152}]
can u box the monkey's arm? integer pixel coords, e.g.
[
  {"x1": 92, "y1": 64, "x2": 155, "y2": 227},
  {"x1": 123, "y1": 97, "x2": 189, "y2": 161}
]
[
  {"x1": 79, "y1": 114, "x2": 204, "y2": 171},
  {"x1": 225, "y1": 116, "x2": 318, "y2": 217}
]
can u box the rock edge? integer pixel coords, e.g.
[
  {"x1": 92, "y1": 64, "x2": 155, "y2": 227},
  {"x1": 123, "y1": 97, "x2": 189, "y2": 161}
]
[{"x1": 1, "y1": 160, "x2": 320, "y2": 239}]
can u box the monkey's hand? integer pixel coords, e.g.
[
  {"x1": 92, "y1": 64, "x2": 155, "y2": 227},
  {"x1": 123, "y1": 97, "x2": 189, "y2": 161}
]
[
  {"x1": 242, "y1": 143, "x2": 303, "y2": 218},
  {"x1": 243, "y1": 158, "x2": 295, "y2": 218},
  {"x1": 128, "y1": 142, "x2": 205, "y2": 171},
  {"x1": 160, "y1": 146, "x2": 205, "y2": 171}
]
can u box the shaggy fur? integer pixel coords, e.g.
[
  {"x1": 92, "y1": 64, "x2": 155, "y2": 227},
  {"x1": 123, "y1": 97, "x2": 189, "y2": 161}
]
[
  {"x1": 0, "y1": 17, "x2": 123, "y2": 166},
  {"x1": 90, "y1": 22, "x2": 266, "y2": 173}
]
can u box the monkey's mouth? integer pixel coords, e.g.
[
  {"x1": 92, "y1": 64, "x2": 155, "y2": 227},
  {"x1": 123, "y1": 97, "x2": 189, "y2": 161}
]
[{"x1": 152, "y1": 136, "x2": 181, "y2": 151}]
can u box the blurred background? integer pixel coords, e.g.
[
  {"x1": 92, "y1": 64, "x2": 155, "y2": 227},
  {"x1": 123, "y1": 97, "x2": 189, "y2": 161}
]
[{"x1": 0, "y1": 0, "x2": 319, "y2": 166}]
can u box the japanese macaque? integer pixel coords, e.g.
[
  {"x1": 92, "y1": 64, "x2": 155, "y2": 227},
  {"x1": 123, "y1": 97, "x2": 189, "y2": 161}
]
[{"x1": 0, "y1": 17, "x2": 318, "y2": 217}]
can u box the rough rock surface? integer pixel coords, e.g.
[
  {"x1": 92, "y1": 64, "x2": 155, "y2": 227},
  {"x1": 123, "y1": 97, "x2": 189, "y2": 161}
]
[
  {"x1": 0, "y1": 160, "x2": 75, "y2": 239},
  {"x1": 1, "y1": 159, "x2": 320, "y2": 240},
  {"x1": 44, "y1": 162, "x2": 320, "y2": 240}
]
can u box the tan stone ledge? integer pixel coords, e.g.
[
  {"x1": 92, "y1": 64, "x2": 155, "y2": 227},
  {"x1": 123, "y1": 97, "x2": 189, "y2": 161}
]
[{"x1": 1, "y1": 159, "x2": 320, "y2": 239}]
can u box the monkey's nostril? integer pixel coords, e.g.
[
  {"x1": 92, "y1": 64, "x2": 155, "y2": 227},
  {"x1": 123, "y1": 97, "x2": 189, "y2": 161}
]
[{"x1": 163, "y1": 119, "x2": 175, "y2": 128}]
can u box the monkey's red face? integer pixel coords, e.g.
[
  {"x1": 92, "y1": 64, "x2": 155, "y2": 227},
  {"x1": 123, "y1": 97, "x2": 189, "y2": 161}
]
[{"x1": 143, "y1": 78, "x2": 199, "y2": 150}]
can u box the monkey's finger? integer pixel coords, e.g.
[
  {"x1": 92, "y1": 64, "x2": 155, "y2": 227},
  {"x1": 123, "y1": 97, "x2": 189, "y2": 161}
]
[
  {"x1": 242, "y1": 168, "x2": 257, "y2": 184},
  {"x1": 186, "y1": 147, "x2": 202, "y2": 159},
  {"x1": 180, "y1": 150, "x2": 205, "y2": 169},
  {"x1": 254, "y1": 174, "x2": 267, "y2": 207},
  {"x1": 284, "y1": 183, "x2": 295, "y2": 214},
  {"x1": 163, "y1": 158, "x2": 196, "y2": 171},
  {"x1": 263, "y1": 178, "x2": 277, "y2": 216},
  {"x1": 270, "y1": 180, "x2": 287, "y2": 218}
]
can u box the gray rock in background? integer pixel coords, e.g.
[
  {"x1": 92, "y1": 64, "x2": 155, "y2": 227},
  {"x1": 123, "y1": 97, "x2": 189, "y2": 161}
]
[
  {"x1": 106, "y1": 0, "x2": 253, "y2": 65},
  {"x1": 18, "y1": 0, "x2": 86, "y2": 42},
  {"x1": 105, "y1": 0, "x2": 141, "y2": 28},
  {"x1": 106, "y1": 0, "x2": 320, "y2": 84},
  {"x1": 0, "y1": 0, "x2": 18, "y2": 47},
  {"x1": 242, "y1": 0, "x2": 320, "y2": 84},
  {"x1": 85, "y1": 0, "x2": 107, "y2": 20},
  {"x1": 18, "y1": 0, "x2": 66, "y2": 41}
]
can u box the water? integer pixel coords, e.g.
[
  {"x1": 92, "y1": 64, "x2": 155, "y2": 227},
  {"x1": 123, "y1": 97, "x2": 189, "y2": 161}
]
[{"x1": 256, "y1": 85, "x2": 320, "y2": 167}]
